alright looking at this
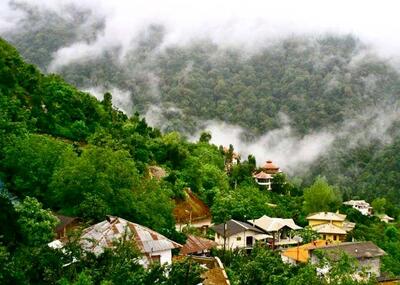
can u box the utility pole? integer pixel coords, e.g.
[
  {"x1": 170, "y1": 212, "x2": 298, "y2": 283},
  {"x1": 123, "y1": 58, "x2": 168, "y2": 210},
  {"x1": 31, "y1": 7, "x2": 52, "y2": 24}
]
[{"x1": 223, "y1": 222, "x2": 227, "y2": 263}]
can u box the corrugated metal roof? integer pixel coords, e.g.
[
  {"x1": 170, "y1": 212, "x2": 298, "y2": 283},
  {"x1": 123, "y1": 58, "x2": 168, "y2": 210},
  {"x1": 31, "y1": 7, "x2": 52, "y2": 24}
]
[
  {"x1": 310, "y1": 241, "x2": 386, "y2": 259},
  {"x1": 180, "y1": 235, "x2": 217, "y2": 255},
  {"x1": 80, "y1": 216, "x2": 181, "y2": 255}
]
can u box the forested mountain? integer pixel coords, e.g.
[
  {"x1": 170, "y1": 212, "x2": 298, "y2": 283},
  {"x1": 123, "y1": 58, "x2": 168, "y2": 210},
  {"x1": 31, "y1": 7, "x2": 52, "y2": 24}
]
[
  {"x1": 2, "y1": 33, "x2": 400, "y2": 284},
  {"x1": 2, "y1": 4, "x2": 400, "y2": 207}
]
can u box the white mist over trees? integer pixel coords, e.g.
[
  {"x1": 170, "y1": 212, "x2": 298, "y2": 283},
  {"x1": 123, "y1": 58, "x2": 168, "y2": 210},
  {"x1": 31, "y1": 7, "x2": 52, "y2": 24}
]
[{"x1": 2, "y1": 0, "x2": 400, "y2": 200}]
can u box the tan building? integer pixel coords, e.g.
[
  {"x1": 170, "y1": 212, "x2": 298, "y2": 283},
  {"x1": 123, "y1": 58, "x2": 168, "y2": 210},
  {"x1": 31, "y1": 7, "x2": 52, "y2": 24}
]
[{"x1": 307, "y1": 212, "x2": 355, "y2": 243}]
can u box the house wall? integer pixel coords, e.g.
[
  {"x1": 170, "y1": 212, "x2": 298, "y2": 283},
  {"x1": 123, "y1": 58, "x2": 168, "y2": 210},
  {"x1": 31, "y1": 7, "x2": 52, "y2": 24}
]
[
  {"x1": 214, "y1": 231, "x2": 258, "y2": 250},
  {"x1": 141, "y1": 249, "x2": 173, "y2": 268},
  {"x1": 319, "y1": 233, "x2": 345, "y2": 243},
  {"x1": 281, "y1": 255, "x2": 297, "y2": 265},
  {"x1": 359, "y1": 258, "x2": 381, "y2": 278},
  {"x1": 310, "y1": 254, "x2": 382, "y2": 279},
  {"x1": 309, "y1": 220, "x2": 343, "y2": 228}
]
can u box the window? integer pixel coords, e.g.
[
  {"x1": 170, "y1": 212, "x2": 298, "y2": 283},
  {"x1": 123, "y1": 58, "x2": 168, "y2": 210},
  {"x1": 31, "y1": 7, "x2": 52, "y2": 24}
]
[
  {"x1": 333, "y1": 235, "x2": 337, "y2": 241},
  {"x1": 151, "y1": 255, "x2": 161, "y2": 263},
  {"x1": 323, "y1": 234, "x2": 326, "y2": 240},
  {"x1": 237, "y1": 236, "x2": 242, "y2": 241}
]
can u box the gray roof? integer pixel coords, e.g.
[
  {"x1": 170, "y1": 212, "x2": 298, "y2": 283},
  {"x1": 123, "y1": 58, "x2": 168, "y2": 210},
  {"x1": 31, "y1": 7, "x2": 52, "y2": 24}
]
[
  {"x1": 80, "y1": 216, "x2": 181, "y2": 255},
  {"x1": 310, "y1": 241, "x2": 386, "y2": 260},
  {"x1": 211, "y1": 219, "x2": 264, "y2": 237}
]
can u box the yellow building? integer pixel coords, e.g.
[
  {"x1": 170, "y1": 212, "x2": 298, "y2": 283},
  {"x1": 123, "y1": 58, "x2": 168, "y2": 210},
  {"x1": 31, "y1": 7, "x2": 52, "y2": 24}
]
[{"x1": 306, "y1": 212, "x2": 355, "y2": 243}]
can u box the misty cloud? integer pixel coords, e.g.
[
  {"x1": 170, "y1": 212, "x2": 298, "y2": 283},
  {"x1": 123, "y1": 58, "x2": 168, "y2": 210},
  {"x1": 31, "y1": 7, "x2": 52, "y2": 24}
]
[
  {"x1": 194, "y1": 105, "x2": 400, "y2": 175},
  {"x1": 85, "y1": 87, "x2": 133, "y2": 115},
  {"x1": 4, "y1": 0, "x2": 400, "y2": 70}
]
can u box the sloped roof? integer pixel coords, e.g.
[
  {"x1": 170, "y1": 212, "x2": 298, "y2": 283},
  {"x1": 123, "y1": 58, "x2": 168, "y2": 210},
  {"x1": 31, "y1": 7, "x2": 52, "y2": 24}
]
[
  {"x1": 311, "y1": 223, "x2": 347, "y2": 235},
  {"x1": 379, "y1": 214, "x2": 394, "y2": 221},
  {"x1": 148, "y1": 165, "x2": 167, "y2": 180},
  {"x1": 174, "y1": 189, "x2": 211, "y2": 224},
  {"x1": 310, "y1": 241, "x2": 386, "y2": 260},
  {"x1": 180, "y1": 235, "x2": 217, "y2": 255},
  {"x1": 212, "y1": 219, "x2": 264, "y2": 237},
  {"x1": 55, "y1": 214, "x2": 79, "y2": 233},
  {"x1": 282, "y1": 240, "x2": 329, "y2": 263},
  {"x1": 252, "y1": 171, "x2": 273, "y2": 179},
  {"x1": 249, "y1": 215, "x2": 302, "y2": 232},
  {"x1": 343, "y1": 200, "x2": 371, "y2": 207},
  {"x1": 307, "y1": 212, "x2": 346, "y2": 222},
  {"x1": 80, "y1": 216, "x2": 181, "y2": 255},
  {"x1": 342, "y1": 221, "x2": 356, "y2": 232},
  {"x1": 261, "y1": 160, "x2": 280, "y2": 173}
]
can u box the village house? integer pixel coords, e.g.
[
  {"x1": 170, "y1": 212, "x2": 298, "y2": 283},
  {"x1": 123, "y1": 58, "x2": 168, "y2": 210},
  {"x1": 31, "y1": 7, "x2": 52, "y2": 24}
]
[
  {"x1": 223, "y1": 146, "x2": 241, "y2": 172},
  {"x1": 309, "y1": 242, "x2": 386, "y2": 280},
  {"x1": 248, "y1": 215, "x2": 302, "y2": 248},
  {"x1": 378, "y1": 214, "x2": 395, "y2": 223},
  {"x1": 148, "y1": 165, "x2": 167, "y2": 180},
  {"x1": 211, "y1": 219, "x2": 266, "y2": 250},
  {"x1": 343, "y1": 200, "x2": 373, "y2": 216},
  {"x1": 252, "y1": 160, "x2": 281, "y2": 190},
  {"x1": 281, "y1": 240, "x2": 330, "y2": 265},
  {"x1": 80, "y1": 216, "x2": 181, "y2": 267},
  {"x1": 174, "y1": 188, "x2": 212, "y2": 233},
  {"x1": 307, "y1": 212, "x2": 355, "y2": 243},
  {"x1": 180, "y1": 235, "x2": 217, "y2": 256},
  {"x1": 54, "y1": 214, "x2": 80, "y2": 239}
]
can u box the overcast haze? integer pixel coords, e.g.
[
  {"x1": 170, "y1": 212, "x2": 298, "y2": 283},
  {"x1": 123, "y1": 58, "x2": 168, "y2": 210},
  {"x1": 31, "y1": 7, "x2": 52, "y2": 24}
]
[{"x1": 2, "y1": 0, "x2": 400, "y2": 58}]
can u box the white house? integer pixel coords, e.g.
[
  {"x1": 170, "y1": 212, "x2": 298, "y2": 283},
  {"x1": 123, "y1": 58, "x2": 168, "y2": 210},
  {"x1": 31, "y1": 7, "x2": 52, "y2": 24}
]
[
  {"x1": 211, "y1": 219, "x2": 267, "y2": 250},
  {"x1": 248, "y1": 215, "x2": 302, "y2": 247},
  {"x1": 80, "y1": 216, "x2": 181, "y2": 267},
  {"x1": 343, "y1": 200, "x2": 373, "y2": 216}
]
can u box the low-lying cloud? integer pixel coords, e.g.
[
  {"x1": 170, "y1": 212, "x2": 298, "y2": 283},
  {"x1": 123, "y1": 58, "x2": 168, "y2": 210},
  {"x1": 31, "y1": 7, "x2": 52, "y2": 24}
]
[
  {"x1": 193, "y1": 104, "x2": 400, "y2": 175},
  {"x1": 3, "y1": 0, "x2": 400, "y2": 70}
]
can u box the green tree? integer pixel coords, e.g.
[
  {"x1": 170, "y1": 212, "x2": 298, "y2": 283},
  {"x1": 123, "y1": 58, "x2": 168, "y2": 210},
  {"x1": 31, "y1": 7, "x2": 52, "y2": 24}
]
[
  {"x1": 3, "y1": 134, "x2": 70, "y2": 205},
  {"x1": 371, "y1": 198, "x2": 386, "y2": 214},
  {"x1": 303, "y1": 177, "x2": 342, "y2": 214},
  {"x1": 15, "y1": 196, "x2": 58, "y2": 247}
]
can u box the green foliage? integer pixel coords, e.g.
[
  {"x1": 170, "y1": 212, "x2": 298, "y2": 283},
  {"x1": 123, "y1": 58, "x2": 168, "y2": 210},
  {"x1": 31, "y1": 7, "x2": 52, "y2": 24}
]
[
  {"x1": 15, "y1": 196, "x2": 58, "y2": 247},
  {"x1": 2, "y1": 134, "x2": 71, "y2": 204},
  {"x1": 211, "y1": 185, "x2": 271, "y2": 223},
  {"x1": 298, "y1": 226, "x2": 321, "y2": 243},
  {"x1": 49, "y1": 146, "x2": 139, "y2": 220},
  {"x1": 303, "y1": 177, "x2": 342, "y2": 214},
  {"x1": 371, "y1": 198, "x2": 386, "y2": 214}
]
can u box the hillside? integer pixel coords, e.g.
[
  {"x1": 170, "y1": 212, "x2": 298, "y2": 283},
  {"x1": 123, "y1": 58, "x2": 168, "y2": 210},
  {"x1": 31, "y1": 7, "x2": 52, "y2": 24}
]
[
  {"x1": 2, "y1": 36, "x2": 400, "y2": 284},
  {"x1": 3, "y1": 8, "x2": 400, "y2": 206}
]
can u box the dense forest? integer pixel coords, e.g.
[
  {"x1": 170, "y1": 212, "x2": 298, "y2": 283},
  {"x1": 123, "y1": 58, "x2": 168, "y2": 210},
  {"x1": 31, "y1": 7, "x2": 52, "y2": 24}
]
[
  {"x1": 1, "y1": 3, "x2": 400, "y2": 284},
  {"x1": 3, "y1": 3, "x2": 400, "y2": 207},
  {"x1": 1, "y1": 35, "x2": 400, "y2": 284}
]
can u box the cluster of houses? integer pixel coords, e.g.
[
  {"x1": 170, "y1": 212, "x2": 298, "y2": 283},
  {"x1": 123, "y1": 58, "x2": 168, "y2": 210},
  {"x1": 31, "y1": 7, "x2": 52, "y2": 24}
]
[
  {"x1": 44, "y1": 158, "x2": 398, "y2": 284},
  {"x1": 343, "y1": 199, "x2": 395, "y2": 223},
  {"x1": 209, "y1": 211, "x2": 392, "y2": 282}
]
